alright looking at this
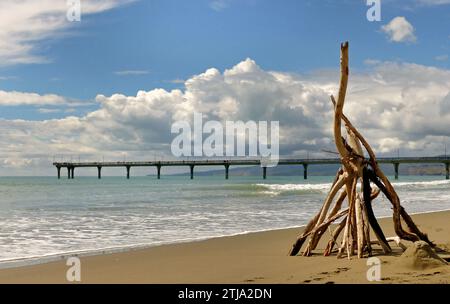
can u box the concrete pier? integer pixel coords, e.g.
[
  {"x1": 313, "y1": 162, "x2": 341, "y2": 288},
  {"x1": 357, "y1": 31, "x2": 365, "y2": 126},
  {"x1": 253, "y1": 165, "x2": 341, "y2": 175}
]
[
  {"x1": 97, "y1": 166, "x2": 102, "y2": 179},
  {"x1": 53, "y1": 156, "x2": 450, "y2": 180},
  {"x1": 394, "y1": 163, "x2": 400, "y2": 180}
]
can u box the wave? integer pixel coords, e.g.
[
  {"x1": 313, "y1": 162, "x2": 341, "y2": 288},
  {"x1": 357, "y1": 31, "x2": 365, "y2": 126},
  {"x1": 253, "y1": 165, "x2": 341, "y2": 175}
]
[
  {"x1": 254, "y1": 183, "x2": 332, "y2": 196},
  {"x1": 250, "y1": 178, "x2": 450, "y2": 196},
  {"x1": 3, "y1": 207, "x2": 450, "y2": 271},
  {"x1": 392, "y1": 179, "x2": 450, "y2": 187}
]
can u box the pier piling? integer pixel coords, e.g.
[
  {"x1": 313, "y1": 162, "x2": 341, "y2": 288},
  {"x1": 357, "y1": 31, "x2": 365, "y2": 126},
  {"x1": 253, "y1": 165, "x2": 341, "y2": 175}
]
[
  {"x1": 262, "y1": 167, "x2": 267, "y2": 179},
  {"x1": 126, "y1": 166, "x2": 130, "y2": 179},
  {"x1": 97, "y1": 166, "x2": 102, "y2": 179},
  {"x1": 190, "y1": 165, "x2": 194, "y2": 180},
  {"x1": 446, "y1": 163, "x2": 449, "y2": 180},
  {"x1": 157, "y1": 165, "x2": 161, "y2": 179},
  {"x1": 225, "y1": 164, "x2": 229, "y2": 179},
  {"x1": 57, "y1": 167, "x2": 61, "y2": 179},
  {"x1": 394, "y1": 163, "x2": 399, "y2": 180},
  {"x1": 303, "y1": 164, "x2": 308, "y2": 180}
]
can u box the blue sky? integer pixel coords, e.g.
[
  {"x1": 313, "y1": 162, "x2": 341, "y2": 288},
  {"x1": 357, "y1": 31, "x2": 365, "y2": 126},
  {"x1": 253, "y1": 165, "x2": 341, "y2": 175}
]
[
  {"x1": 1, "y1": 0, "x2": 450, "y2": 175},
  {"x1": 1, "y1": 0, "x2": 449, "y2": 116}
]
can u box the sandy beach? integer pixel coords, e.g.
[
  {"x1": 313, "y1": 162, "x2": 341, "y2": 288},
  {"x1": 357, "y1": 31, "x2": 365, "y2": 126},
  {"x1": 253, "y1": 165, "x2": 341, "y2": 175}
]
[{"x1": 0, "y1": 210, "x2": 448, "y2": 284}]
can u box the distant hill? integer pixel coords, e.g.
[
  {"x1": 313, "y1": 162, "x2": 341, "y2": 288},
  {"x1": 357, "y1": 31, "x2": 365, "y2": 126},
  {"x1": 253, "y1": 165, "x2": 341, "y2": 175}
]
[{"x1": 171, "y1": 162, "x2": 448, "y2": 177}]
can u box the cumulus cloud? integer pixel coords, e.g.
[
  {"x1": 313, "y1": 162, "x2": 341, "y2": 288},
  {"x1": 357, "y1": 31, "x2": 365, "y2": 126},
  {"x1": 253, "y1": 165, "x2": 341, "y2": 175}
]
[
  {"x1": 0, "y1": 0, "x2": 134, "y2": 65},
  {"x1": 1, "y1": 58, "x2": 450, "y2": 175},
  {"x1": 440, "y1": 93, "x2": 450, "y2": 115},
  {"x1": 381, "y1": 17, "x2": 417, "y2": 43}
]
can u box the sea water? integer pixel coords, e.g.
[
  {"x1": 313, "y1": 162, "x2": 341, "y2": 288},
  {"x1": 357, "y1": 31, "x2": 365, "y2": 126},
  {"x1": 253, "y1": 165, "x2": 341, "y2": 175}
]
[{"x1": 0, "y1": 175, "x2": 449, "y2": 265}]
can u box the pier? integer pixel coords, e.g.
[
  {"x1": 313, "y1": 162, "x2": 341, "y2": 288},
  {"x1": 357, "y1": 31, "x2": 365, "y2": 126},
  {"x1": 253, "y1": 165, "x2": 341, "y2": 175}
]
[{"x1": 53, "y1": 157, "x2": 450, "y2": 180}]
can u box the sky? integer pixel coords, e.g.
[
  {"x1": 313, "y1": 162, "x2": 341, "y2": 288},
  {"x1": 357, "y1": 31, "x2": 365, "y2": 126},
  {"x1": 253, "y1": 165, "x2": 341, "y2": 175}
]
[{"x1": 0, "y1": 0, "x2": 450, "y2": 175}]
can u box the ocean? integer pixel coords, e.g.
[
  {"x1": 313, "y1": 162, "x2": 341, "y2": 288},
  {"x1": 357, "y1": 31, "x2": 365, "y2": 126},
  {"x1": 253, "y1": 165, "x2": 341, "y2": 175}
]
[{"x1": 0, "y1": 175, "x2": 449, "y2": 267}]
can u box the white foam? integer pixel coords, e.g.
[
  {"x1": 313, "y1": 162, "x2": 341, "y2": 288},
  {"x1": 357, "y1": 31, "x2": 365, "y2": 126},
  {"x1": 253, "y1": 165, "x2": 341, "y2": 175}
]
[
  {"x1": 255, "y1": 183, "x2": 331, "y2": 192},
  {"x1": 392, "y1": 179, "x2": 450, "y2": 187},
  {"x1": 255, "y1": 178, "x2": 450, "y2": 196}
]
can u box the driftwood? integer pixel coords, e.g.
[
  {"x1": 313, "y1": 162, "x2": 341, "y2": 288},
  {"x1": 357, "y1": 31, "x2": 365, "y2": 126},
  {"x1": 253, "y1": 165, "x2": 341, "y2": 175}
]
[{"x1": 289, "y1": 42, "x2": 433, "y2": 258}]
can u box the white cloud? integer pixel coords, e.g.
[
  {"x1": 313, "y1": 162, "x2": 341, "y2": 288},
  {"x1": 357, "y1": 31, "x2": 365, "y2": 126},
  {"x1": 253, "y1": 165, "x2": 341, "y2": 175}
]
[
  {"x1": 364, "y1": 59, "x2": 382, "y2": 66},
  {"x1": 114, "y1": 70, "x2": 149, "y2": 76},
  {"x1": 0, "y1": 76, "x2": 18, "y2": 80},
  {"x1": 3, "y1": 158, "x2": 33, "y2": 169},
  {"x1": 0, "y1": 90, "x2": 95, "y2": 107},
  {"x1": 381, "y1": 17, "x2": 417, "y2": 43},
  {"x1": 209, "y1": 0, "x2": 230, "y2": 11},
  {"x1": 0, "y1": 0, "x2": 134, "y2": 66},
  {"x1": 0, "y1": 90, "x2": 67, "y2": 106},
  {"x1": 1, "y1": 59, "x2": 450, "y2": 175},
  {"x1": 416, "y1": 0, "x2": 450, "y2": 5},
  {"x1": 2, "y1": 158, "x2": 33, "y2": 168},
  {"x1": 37, "y1": 108, "x2": 62, "y2": 114},
  {"x1": 435, "y1": 54, "x2": 448, "y2": 61}
]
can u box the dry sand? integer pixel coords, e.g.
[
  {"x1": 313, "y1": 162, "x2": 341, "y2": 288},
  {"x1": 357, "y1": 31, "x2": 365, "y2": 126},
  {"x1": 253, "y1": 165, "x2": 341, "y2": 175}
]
[{"x1": 0, "y1": 210, "x2": 449, "y2": 284}]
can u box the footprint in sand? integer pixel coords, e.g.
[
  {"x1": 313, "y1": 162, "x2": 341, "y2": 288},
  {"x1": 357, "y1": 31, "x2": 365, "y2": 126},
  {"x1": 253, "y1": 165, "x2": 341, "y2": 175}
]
[
  {"x1": 304, "y1": 277, "x2": 334, "y2": 283},
  {"x1": 313, "y1": 277, "x2": 324, "y2": 281},
  {"x1": 334, "y1": 267, "x2": 350, "y2": 274},
  {"x1": 414, "y1": 271, "x2": 441, "y2": 277},
  {"x1": 244, "y1": 276, "x2": 265, "y2": 282},
  {"x1": 304, "y1": 267, "x2": 351, "y2": 283}
]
